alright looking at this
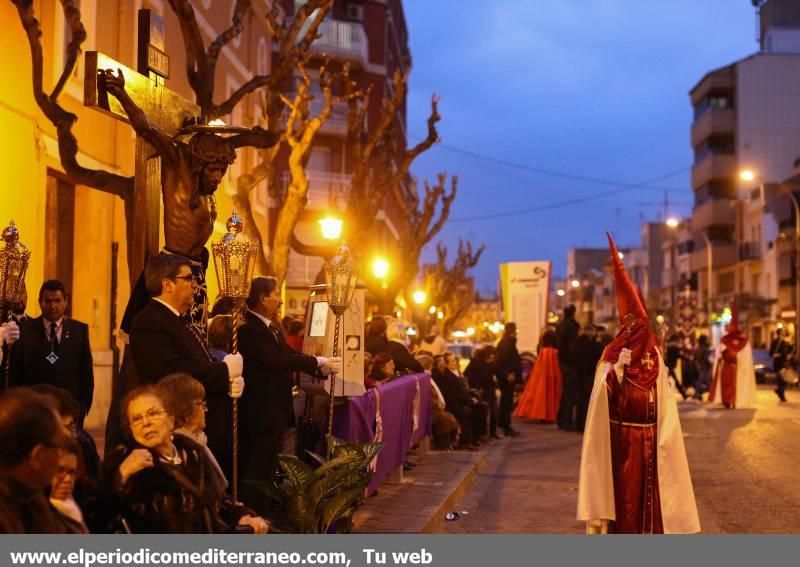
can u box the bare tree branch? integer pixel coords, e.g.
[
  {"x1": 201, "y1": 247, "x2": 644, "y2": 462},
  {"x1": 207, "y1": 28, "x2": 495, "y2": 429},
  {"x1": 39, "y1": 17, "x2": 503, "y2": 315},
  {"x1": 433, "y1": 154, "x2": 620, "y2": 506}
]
[
  {"x1": 207, "y1": 0, "x2": 250, "y2": 60},
  {"x1": 12, "y1": 0, "x2": 132, "y2": 199}
]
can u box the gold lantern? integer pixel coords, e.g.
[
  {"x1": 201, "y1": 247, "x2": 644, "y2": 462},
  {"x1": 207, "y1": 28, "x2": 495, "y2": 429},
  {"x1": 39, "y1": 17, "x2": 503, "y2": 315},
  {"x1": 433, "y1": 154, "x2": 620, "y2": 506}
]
[
  {"x1": 0, "y1": 220, "x2": 31, "y2": 312},
  {"x1": 323, "y1": 244, "x2": 358, "y2": 445},
  {"x1": 210, "y1": 209, "x2": 258, "y2": 501}
]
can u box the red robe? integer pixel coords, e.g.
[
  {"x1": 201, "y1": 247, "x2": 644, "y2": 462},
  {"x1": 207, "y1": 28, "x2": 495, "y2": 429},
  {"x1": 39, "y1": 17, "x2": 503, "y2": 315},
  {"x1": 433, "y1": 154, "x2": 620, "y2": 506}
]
[
  {"x1": 709, "y1": 333, "x2": 748, "y2": 407},
  {"x1": 607, "y1": 370, "x2": 663, "y2": 533},
  {"x1": 514, "y1": 347, "x2": 562, "y2": 422}
]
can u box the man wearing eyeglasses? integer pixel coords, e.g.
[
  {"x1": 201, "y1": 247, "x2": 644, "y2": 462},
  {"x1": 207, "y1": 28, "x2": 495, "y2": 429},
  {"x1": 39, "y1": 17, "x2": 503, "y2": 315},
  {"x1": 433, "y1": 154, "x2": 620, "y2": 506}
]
[
  {"x1": 0, "y1": 388, "x2": 72, "y2": 533},
  {"x1": 127, "y1": 254, "x2": 245, "y2": 479}
]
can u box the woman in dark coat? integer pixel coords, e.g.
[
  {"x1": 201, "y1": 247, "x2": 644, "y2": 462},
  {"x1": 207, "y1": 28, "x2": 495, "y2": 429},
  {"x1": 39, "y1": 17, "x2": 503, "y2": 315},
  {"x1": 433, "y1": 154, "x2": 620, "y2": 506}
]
[
  {"x1": 464, "y1": 346, "x2": 501, "y2": 439},
  {"x1": 94, "y1": 386, "x2": 268, "y2": 534}
]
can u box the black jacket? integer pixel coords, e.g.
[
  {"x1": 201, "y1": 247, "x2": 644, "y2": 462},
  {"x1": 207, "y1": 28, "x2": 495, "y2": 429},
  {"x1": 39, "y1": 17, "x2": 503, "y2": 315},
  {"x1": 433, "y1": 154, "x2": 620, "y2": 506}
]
[
  {"x1": 365, "y1": 332, "x2": 389, "y2": 356},
  {"x1": 464, "y1": 358, "x2": 497, "y2": 397},
  {"x1": 556, "y1": 317, "x2": 580, "y2": 368},
  {"x1": 496, "y1": 335, "x2": 522, "y2": 384},
  {"x1": 11, "y1": 316, "x2": 94, "y2": 416},
  {"x1": 129, "y1": 300, "x2": 231, "y2": 466},
  {"x1": 237, "y1": 311, "x2": 321, "y2": 432},
  {"x1": 94, "y1": 436, "x2": 250, "y2": 533},
  {"x1": 386, "y1": 340, "x2": 423, "y2": 375},
  {"x1": 432, "y1": 369, "x2": 472, "y2": 413}
]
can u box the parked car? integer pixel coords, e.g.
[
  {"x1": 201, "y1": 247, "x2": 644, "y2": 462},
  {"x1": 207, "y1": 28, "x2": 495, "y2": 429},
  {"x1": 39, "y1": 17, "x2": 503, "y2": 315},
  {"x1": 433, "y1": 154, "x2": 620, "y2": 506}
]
[{"x1": 752, "y1": 348, "x2": 775, "y2": 384}]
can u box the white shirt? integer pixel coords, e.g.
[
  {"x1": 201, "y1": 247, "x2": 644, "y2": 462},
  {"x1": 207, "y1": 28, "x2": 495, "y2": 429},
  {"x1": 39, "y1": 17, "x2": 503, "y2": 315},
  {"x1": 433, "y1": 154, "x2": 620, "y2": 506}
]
[
  {"x1": 154, "y1": 297, "x2": 182, "y2": 318},
  {"x1": 43, "y1": 317, "x2": 64, "y2": 342}
]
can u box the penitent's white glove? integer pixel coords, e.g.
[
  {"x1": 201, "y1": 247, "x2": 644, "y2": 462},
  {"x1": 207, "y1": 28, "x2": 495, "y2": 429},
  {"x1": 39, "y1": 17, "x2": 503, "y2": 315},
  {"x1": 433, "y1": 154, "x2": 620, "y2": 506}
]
[
  {"x1": 613, "y1": 348, "x2": 632, "y2": 383},
  {"x1": 0, "y1": 321, "x2": 20, "y2": 346},
  {"x1": 586, "y1": 519, "x2": 609, "y2": 534},
  {"x1": 316, "y1": 356, "x2": 343, "y2": 376},
  {"x1": 223, "y1": 353, "x2": 243, "y2": 379},
  {"x1": 229, "y1": 376, "x2": 245, "y2": 399}
]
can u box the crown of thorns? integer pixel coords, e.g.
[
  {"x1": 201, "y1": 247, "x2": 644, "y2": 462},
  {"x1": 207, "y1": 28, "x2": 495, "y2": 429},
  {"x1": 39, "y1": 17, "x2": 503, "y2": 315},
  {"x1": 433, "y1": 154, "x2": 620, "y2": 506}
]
[{"x1": 188, "y1": 133, "x2": 236, "y2": 166}]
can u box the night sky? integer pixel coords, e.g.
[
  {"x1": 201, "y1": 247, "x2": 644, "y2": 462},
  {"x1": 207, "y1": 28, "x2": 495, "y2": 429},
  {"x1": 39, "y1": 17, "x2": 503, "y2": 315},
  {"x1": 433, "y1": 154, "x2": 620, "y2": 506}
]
[{"x1": 405, "y1": 1, "x2": 757, "y2": 294}]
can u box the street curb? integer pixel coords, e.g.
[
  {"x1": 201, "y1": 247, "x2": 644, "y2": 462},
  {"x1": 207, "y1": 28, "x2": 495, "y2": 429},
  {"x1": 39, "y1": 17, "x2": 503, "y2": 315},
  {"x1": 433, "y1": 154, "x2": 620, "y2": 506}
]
[{"x1": 422, "y1": 451, "x2": 487, "y2": 534}]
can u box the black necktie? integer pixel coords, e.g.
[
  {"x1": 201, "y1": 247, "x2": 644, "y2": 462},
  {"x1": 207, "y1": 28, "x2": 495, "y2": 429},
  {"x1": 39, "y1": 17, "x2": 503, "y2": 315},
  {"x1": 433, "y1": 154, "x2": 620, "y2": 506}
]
[
  {"x1": 269, "y1": 324, "x2": 280, "y2": 343},
  {"x1": 49, "y1": 322, "x2": 59, "y2": 353}
]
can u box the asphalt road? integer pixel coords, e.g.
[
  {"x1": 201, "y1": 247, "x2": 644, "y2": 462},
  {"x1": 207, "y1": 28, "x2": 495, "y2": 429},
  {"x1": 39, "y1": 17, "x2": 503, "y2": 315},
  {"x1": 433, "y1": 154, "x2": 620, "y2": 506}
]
[{"x1": 438, "y1": 385, "x2": 800, "y2": 534}]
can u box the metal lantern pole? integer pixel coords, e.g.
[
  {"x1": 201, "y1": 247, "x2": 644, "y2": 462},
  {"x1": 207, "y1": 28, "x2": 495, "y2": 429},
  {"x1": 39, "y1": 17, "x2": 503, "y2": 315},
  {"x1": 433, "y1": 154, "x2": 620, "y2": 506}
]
[
  {"x1": 211, "y1": 210, "x2": 258, "y2": 501},
  {"x1": 0, "y1": 221, "x2": 31, "y2": 388},
  {"x1": 323, "y1": 245, "x2": 357, "y2": 456}
]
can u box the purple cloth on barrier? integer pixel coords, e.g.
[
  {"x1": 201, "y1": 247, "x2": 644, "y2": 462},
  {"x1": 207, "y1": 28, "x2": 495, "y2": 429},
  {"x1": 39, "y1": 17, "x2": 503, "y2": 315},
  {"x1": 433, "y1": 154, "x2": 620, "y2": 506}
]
[{"x1": 332, "y1": 373, "x2": 432, "y2": 495}]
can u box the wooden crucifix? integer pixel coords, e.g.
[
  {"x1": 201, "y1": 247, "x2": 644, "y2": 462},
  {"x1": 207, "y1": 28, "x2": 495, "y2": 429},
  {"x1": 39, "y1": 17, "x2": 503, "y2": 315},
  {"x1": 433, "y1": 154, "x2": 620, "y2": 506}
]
[
  {"x1": 84, "y1": 9, "x2": 277, "y2": 336},
  {"x1": 84, "y1": 10, "x2": 198, "y2": 290}
]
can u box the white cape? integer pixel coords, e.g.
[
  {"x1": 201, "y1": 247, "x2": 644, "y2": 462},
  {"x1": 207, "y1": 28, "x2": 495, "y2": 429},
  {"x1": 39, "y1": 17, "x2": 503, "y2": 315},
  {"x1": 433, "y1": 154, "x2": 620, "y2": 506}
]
[
  {"x1": 711, "y1": 343, "x2": 757, "y2": 409},
  {"x1": 577, "y1": 355, "x2": 700, "y2": 533}
]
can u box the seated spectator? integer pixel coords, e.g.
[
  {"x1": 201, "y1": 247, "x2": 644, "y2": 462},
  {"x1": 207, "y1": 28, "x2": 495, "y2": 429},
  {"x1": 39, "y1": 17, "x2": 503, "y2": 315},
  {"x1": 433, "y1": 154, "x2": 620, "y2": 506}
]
[
  {"x1": 207, "y1": 315, "x2": 233, "y2": 362},
  {"x1": 49, "y1": 439, "x2": 89, "y2": 533},
  {"x1": 365, "y1": 352, "x2": 395, "y2": 389},
  {"x1": 95, "y1": 386, "x2": 268, "y2": 534},
  {"x1": 30, "y1": 384, "x2": 100, "y2": 513},
  {"x1": 445, "y1": 351, "x2": 464, "y2": 379},
  {"x1": 157, "y1": 373, "x2": 227, "y2": 488},
  {"x1": 386, "y1": 322, "x2": 424, "y2": 375},
  {"x1": 417, "y1": 354, "x2": 459, "y2": 449},
  {"x1": 418, "y1": 325, "x2": 448, "y2": 356},
  {"x1": 0, "y1": 388, "x2": 71, "y2": 533},
  {"x1": 465, "y1": 346, "x2": 500, "y2": 439},
  {"x1": 365, "y1": 316, "x2": 389, "y2": 356},
  {"x1": 432, "y1": 355, "x2": 480, "y2": 450},
  {"x1": 285, "y1": 319, "x2": 305, "y2": 352}
]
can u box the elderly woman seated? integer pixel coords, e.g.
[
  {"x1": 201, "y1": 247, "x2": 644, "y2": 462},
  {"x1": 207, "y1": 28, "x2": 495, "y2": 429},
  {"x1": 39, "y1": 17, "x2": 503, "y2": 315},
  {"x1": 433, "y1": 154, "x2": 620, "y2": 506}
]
[
  {"x1": 95, "y1": 385, "x2": 268, "y2": 534},
  {"x1": 365, "y1": 352, "x2": 395, "y2": 389}
]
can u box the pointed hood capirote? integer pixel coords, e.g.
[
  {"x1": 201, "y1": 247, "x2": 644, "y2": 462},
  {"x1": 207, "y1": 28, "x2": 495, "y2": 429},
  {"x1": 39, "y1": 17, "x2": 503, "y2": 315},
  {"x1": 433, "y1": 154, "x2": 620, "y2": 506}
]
[
  {"x1": 722, "y1": 296, "x2": 748, "y2": 353},
  {"x1": 601, "y1": 233, "x2": 660, "y2": 388}
]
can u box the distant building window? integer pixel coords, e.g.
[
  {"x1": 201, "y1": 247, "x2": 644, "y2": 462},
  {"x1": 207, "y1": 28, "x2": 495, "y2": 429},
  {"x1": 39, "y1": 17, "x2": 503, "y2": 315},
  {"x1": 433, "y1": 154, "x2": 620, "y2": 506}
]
[{"x1": 693, "y1": 93, "x2": 734, "y2": 121}]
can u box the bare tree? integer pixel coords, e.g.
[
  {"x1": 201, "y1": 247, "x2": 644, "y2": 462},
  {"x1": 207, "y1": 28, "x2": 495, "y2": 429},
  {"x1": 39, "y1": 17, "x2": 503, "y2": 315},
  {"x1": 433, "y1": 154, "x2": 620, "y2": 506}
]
[
  {"x1": 12, "y1": 0, "x2": 132, "y2": 198},
  {"x1": 425, "y1": 240, "x2": 485, "y2": 334},
  {"x1": 231, "y1": 0, "x2": 334, "y2": 274},
  {"x1": 271, "y1": 64, "x2": 359, "y2": 283},
  {"x1": 377, "y1": 173, "x2": 457, "y2": 311}
]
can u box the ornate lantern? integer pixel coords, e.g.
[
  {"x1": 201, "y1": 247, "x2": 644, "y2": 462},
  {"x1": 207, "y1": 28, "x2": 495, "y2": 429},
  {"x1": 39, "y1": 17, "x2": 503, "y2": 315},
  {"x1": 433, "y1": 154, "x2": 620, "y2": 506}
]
[
  {"x1": 323, "y1": 244, "x2": 358, "y2": 445},
  {"x1": 210, "y1": 209, "x2": 258, "y2": 501},
  {"x1": 0, "y1": 220, "x2": 31, "y2": 312}
]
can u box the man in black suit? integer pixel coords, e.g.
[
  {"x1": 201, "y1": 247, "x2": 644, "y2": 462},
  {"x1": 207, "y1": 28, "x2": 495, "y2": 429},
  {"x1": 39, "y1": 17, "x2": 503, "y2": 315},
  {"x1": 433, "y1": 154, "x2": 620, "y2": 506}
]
[
  {"x1": 11, "y1": 280, "x2": 94, "y2": 421},
  {"x1": 237, "y1": 276, "x2": 340, "y2": 514},
  {"x1": 128, "y1": 254, "x2": 245, "y2": 475}
]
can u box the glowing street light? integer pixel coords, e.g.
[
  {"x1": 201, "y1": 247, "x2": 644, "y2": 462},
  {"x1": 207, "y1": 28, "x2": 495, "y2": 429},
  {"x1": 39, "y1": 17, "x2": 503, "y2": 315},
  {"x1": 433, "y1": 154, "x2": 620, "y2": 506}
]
[
  {"x1": 318, "y1": 217, "x2": 343, "y2": 240},
  {"x1": 437, "y1": 311, "x2": 444, "y2": 320},
  {"x1": 466, "y1": 327, "x2": 475, "y2": 336},
  {"x1": 617, "y1": 252, "x2": 624, "y2": 260},
  {"x1": 556, "y1": 289, "x2": 566, "y2": 297},
  {"x1": 372, "y1": 257, "x2": 389, "y2": 279},
  {"x1": 666, "y1": 217, "x2": 680, "y2": 229},
  {"x1": 428, "y1": 305, "x2": 437, "y2": 315},
  {"x1": 739, "y1": 169, "x2": 756, "y2": 182},
  {"x1": 412, "y1": 290, "x2": 427, "y2": 305},
  {"x1": 571, "y1": 279, "x2": 580, "y2": 288}
]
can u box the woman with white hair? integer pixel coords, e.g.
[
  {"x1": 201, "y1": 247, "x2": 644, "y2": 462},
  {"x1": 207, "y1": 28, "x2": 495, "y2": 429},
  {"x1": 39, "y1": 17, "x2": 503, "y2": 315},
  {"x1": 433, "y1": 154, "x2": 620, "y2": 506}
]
[{"x1": 385, "y1": 322, "x2": 423, "y2": 375}]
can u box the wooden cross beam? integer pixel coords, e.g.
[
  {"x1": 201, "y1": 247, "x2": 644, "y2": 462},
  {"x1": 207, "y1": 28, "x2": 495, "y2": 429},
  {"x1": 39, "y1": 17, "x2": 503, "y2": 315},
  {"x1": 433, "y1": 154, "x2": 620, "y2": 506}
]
[{"x1": 83, "y1": 10, "x2": 199, "y2": 285}]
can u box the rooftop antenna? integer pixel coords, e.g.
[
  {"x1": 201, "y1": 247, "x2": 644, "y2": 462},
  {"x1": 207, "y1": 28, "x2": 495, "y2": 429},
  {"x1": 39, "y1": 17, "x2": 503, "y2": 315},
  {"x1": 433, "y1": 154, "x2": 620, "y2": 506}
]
[{"x1": 752, "y1": 0, "x2": 768, "y2": 49}]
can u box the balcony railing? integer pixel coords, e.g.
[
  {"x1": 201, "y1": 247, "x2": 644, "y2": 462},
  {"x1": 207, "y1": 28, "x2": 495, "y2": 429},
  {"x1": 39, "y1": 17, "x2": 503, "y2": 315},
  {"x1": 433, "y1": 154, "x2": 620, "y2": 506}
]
[
  {"x1": 281, "y1": 170, "x2": 351, "y2": 210},
  {"x1": 739, "y1": 241, "x2": 762, "y2": 261},
  {"x1": 691, "y1": 198, "x2": 736, "y2": 231},
  {"x1": 309, "y1": 19, "x2": 369, "y2": 66}
]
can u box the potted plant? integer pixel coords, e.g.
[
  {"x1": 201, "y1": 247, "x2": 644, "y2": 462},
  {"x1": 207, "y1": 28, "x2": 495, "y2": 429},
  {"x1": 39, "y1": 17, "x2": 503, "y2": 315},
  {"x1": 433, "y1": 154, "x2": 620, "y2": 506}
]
[{"x1": 247, "y1": 435, "x2": 383, "y2": 534}]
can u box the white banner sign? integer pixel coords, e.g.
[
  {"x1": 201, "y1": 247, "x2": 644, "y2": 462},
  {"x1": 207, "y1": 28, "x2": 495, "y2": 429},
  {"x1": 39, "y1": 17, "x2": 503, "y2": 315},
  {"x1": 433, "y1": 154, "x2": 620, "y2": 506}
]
[{"x1": 500, "y1": 261, "x2": 551, "y2": 353}]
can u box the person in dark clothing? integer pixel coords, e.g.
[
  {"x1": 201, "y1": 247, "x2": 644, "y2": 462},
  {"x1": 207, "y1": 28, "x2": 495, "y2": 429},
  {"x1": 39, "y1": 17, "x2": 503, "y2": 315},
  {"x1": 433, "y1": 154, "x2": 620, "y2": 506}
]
[
  {"x1": 432, "y1": 356, "x2": 484, "y2": 449},
  {"x1": 386, "y1": 322, "x2": 424, "y2": 375},
  {"x1": 11, "y1": 280, "x2": 94, "y2": 421},
  {"x1": 365, "y1": 316, "x2": 389, "y2": 356},
  {"x1": 665, "y1": 334, "x2": 689, "y2": 400},
  {"x1": 693, "y1": 335, "x2": 712, "y2": 399},
  {"x1": 237, "y1": 277, "x2": 341, "y2": 515},
  {"x1": 496, "y1": 322, "x2": 522, "y2": 437},
  {"x1": 465, "y1": 345, "x2": 500, "y2": 439},
  {"x1": 556, "y1": 305, "x2": 580, "y2": 431},
  {"x1": 770, "y1": 328, "x2": 793, "y2": 402},
  {"x1": 0, "y1": 388, "x2": 72, "y2": 533},
  {"x1": 127, "y1": 254, "x2": 245, "y2": 476},
  {"x1": 572, "y1": 325, "x2": 603, "y2": 432}
]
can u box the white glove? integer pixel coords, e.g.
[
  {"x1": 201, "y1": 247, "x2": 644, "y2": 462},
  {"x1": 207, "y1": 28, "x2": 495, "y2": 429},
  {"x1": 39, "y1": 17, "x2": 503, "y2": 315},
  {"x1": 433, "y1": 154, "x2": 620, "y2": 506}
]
[
  {"x1": 0, "y1": 321, "x2": 20, "y2": 346},
  {"x1": 229, "y1": 376, "x2": 245, "y2": 399},
  {"x1": 223, "y1": 353, "x2": 243, "y2": 379},
  {"x1": 316, "y1": 356, "x2": 343, "y2": 376},
  {"x1": 613, "y1": 348, "x2": 631, "y2": 383},
  {"x1": 586, "y1": 519, "x2": 609, "y2": 534}
]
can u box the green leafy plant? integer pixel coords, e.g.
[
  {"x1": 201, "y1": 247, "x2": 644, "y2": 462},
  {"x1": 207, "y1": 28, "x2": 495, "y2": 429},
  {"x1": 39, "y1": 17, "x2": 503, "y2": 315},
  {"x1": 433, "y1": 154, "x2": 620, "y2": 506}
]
[{"x1": 247, "y1": 435, "x2": 384, "y2": 534}]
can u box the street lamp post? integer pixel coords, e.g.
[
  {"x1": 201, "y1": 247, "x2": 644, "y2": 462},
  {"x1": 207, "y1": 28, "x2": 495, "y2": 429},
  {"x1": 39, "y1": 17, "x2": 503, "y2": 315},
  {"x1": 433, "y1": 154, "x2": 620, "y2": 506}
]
[
  {"x1": 700, "y1": 230, "x2": 713, "y2": 330},
  {"x1": 785, "y1": 190, "x2": 800, "y2": 356}
]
